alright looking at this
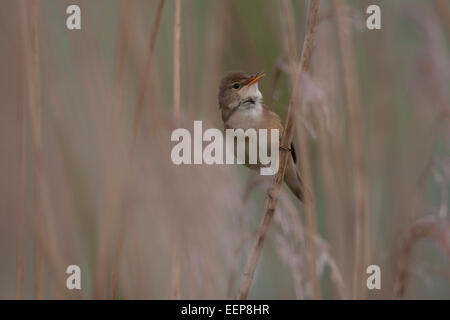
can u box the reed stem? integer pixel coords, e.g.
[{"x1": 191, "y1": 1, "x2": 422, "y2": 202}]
[
  {"x1": 236, "y1": 0, "x2": 320, "y2": 300},
  {"x1": 332, "y1": 0, "x2": 369, "y2": 300}
]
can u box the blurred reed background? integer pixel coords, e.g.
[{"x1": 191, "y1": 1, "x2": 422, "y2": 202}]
[{"x1": 0, "y1": 0, "x2": 449, "y2": 299}]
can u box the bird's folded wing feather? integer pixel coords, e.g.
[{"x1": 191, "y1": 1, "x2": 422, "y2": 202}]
[{"x1": 262, "y1": 104, "x2": 297, "y2": 163}]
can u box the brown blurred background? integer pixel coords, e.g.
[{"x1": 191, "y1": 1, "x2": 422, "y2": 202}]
[{"x1": 0, "y1": 0, "x2": 449, "y2": 299}]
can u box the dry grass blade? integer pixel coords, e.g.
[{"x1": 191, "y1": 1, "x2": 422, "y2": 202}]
[
  {"x1": 111, "y1": 0, "x2": 132, "y2": 125},
  {"x1": 280, "y1": 0, "x2": 320, "y2": 299},
  {"x1": 171, "y1": 244, "x2": 181, "y2": 299},
  {"x1": 434, "y1": 0, "x2": 450, "y2": 34},
  {"x1": 332, "y1": 0, "x2": 369, "y2": 300},
  {"x1": 26, "y1": 0, "x2": 44, "y2": 299},
  {"x1": 236, "y1": 0, "x2": 320, "y2": 300},
  {"x1": 170, "y1": 0, "x2": 182, "y2": 298},
  {"x1": 15, "y1": 0, "x2": 26, "y2": 300},
  {"x1": 22, "y1": 0, "x2": 67, "y2": 299},
  {"x1": 109, "y1": 1, "x2": 133, "y2": 299},
  {"x1": 226, "y1": 178, "x2": 261, "y2": 298},
  {"x1": 173, "y1": 0, "x2": 181, "y2": 124},
  {"x1": 394, "y1": 216, "x2": 450, "y2": 297},
  {"x1": 280, "y1": 0, "x2": 298, "y2": 69},
  {"x1": 131, "y1": 0, "x2": 165, "y2": 154},
  {"x1": 2, "y1": 0, "x2": 449, "y2": 301}
]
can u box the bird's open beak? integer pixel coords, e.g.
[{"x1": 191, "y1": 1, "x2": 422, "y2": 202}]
[{"x1": 245, "y1": 71, "x2": 265, "y2": 86}]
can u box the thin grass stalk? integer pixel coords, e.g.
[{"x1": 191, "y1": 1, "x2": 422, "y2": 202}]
[
  {"x1": 33, "y1": 240, "x2": 43, "y2": 299},
  {"x1": 332, "y1": 0, "x2": 369, "y2": 299},
  {"x1": 236, "y1": 0, "x2": 320, "y2": 300},
  {"x1": 293, "y1": 79, "x2": 320, "y2": 299},
  {"x1": 109, "y1": 0, "x2": 133, "y2": 299},
  {"x1": 25, "y1": 0, "x2": 44, "y2": 299},
  {"x1": 173, "y1": 0, "x2": 181, "y2": 124},
  {"x1": 111, "y1": 0, "x2": 132, "y2": 125},
  {"x1": 108, "y1": 1, "x2": 166, "y2": 293},
  {"x1": 316, "y1": 96, "x2": 349, "y2": 298},
  {"x1": 434, "y1": 0, "x2": 450, "y2": 34},
  {"x1": 170, "y1": 0, "x2": 182, "y2": 299},
  {"x1": 226, "y1": 178, "x2": 260, "y2": 298},
  {"x1": 280, "y1": 0, "x2": 320, "y2": 299},
  {"x1": 110, "y1": 205, "x2": 130, "y2": 298},
  {"x1": 25, "y1": 0, "x2": 67, "y2": 299},
  {"x1": 200, "y1": 0, "x2": 228, "y2": 116},
  {"x1": 15, "y1": 0, "x2": 26, "y2": 300},
  {"x1": 109, "y1": 178, "x2": 134, "y2": 299},
  {"x1": 280, "y1": 0, "x2": 298, "y2": 71},
  {"x1": 131, "y1": 0, "x2": 165, "y2": 154},
  {"x1": 394, "y1": 216, "x2": 450, "y2": 297},
  {"x1": 171, "y1": 243, "x2": 181, "y2": 299}
]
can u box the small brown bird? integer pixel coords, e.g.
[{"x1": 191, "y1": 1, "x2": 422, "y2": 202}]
[{"x1": 218, "y1": 70, "x2": 309, "y2": 202}]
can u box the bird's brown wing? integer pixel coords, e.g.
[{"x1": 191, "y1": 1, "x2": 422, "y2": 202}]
[
  {"x1": 262, "y1": 103, "x2": 274, "y2": 112},
  {"x1": 262, "y1": 104, "x2": 297, "y2": 163},
  {"x1": 261, "y1": 104, "x2": 283, "y2": 130}
]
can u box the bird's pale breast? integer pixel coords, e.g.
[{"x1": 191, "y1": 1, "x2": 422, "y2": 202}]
[{"x1": 225, "y1": 103, "x2": 283, "y2": 169}]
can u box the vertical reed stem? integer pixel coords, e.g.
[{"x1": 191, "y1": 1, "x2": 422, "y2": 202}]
[
  {"x1": 170, "y1": 0, "x2": 182, "y2": 298},
  {"x1": 280, "y1": 0, "x2": 320, "y2": 300},
  {"x1": 173, "y1": 0, "x2": 181, "y2": 123},
  {"x1": 170, "y1": 243, "x2": 181, "y2": 299},
  {"x1": 434, "y1": 0, "x2": 450, "y2": 34},
  {"x1": 332, "y1": 0, "x2": 369, "y2": 300},
  {"x1": 26, "y1": 0, "x2": 45, "y2": 299},
  {"x1": 15, "y1": 0, "x2": 26, "y2": 300},
  {"x1": 236, "y1": 0, "x2": 320, "y2": 300},
  {"x1": 23, "y1": 0, "x2": 66, "y2": 299},
  {"x1": 131, "y1": 0, "x2": 165, "y2": 154}
]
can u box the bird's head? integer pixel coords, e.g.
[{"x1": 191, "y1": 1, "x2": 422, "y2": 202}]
[{"x1": 218, "y1": 70, "x2": 265, "y2": 114}]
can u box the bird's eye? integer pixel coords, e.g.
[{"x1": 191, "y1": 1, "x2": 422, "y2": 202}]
[{"x1": 232, "y1": 83, "x2": 240, "y2": 89}]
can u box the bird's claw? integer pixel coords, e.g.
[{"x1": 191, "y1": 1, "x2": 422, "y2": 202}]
[{"x1": 279, "y1": 145, "x2": 291, "y2": 152}]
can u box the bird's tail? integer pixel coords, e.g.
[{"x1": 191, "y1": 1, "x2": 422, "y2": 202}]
[{"x1": 284, "y1": 159, "x2": 313, "y2": 203}]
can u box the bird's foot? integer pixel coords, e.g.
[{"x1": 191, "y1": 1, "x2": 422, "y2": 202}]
[{"x1": 279, "y1": 145, "x2": 291, "y2": 152}]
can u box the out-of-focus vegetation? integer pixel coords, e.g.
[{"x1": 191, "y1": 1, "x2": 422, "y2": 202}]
[{"x1": 0, "y1": 0, "x2": 449, "y2": 299}]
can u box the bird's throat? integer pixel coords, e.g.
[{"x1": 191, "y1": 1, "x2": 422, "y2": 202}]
[
  {"x1": 238, "y1": 97, "x2": 257, "y2": 109},
  {"x1": 225, "y1": 99, "x2": 263, "y2": 129}
]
